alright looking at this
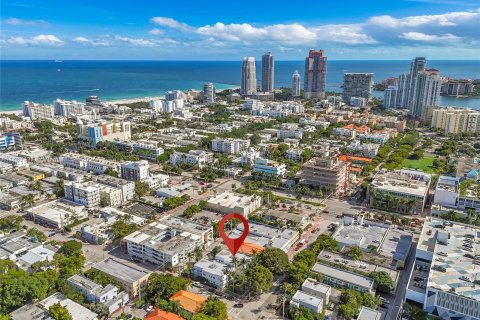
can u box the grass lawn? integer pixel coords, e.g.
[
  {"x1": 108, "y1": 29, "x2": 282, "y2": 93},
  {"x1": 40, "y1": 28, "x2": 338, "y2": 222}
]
[{"x1": 400, "y1": 156, "x2": 435, "y2": 173}]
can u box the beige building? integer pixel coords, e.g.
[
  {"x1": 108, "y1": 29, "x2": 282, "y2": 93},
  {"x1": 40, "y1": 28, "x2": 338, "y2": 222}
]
[
  {"x1": 430, "y1": 106, "x2": 480, "y2": 134},
  {"x1": 92, "y1": 258, "x2": 150, "y2": 298},
  {"x1": 302, "y1": 157, "x2": 348, "y2": 196}
]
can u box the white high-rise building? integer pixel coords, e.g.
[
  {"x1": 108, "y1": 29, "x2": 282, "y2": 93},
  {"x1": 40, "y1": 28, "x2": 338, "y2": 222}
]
[
  {"x1": 203, "y1": 82, "x2": 216, "y2": 104},
  {"x1": 397, "y1": 57, "x2": 441, "y2": 118},
  {"x1": 53, "y1": 99, "x2": 87, "y2": 117},
  {"x1": 261, "y1": 52, "x2": 274, "y2": 93},
  {"x1": 292, "y1": 70, "x2": 301, "y2": 97},
  {"x1": 384, "y1": 85, "x2": 398, "y2": 108},
  {"x1": 304, "y1": 50, "x2": 327, "y2": 99},
  {"x1": 241, "y1": 57, "x2": 257, "y2": 95},
  {"x1": 22, "y1": 101, "x2": 55, "y2": 120}
]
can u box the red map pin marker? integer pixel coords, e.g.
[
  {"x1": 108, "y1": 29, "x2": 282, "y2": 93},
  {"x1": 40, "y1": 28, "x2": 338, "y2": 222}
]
[{"x1": 218, "y1": 213, "x2": 249, "y2": 256}]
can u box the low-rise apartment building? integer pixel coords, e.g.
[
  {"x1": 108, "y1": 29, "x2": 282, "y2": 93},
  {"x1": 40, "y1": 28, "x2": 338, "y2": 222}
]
[
  {"x1": 59, "y1": 153, "x2": 120, "y2": 174},
  {"x1": 120, "y1": 160, "x2": 150, "y2": 181},
  {"x1": 206, "y1": 191, "x2": 262, "y2": 217},
  {"x1": 368, "y1": 169, "x2": 431, "y2": 214},
  {"x1": 211, "y1": 138, "x2": 250, "y2": 154},
  {"x1": 312, "y1": 262, "x2": 375, "y2": 294},
  {"x1": 170, "y1": 150, "x2": 214, "y2": 169},
  {"x1": 253, "y1": 157, "x2": 286, "y2": 177}
]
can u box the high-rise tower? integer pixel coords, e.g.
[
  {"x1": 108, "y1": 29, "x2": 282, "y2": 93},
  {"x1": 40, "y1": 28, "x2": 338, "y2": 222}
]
[
  {"x1": 241, "y1": 57, "x2": 257, "y2": 95},
  {"x1": 203, "y1": 82, "x2": 215, "y2": 104},
  {"x1": 261, "y1": 52, "x2": 274, "y2": 93},
  {"x1": 292, "y1": 70, "x2": 301, "y2": 97},
  {"x1": 304, "y1": 50, "x2": 327, "y2": 99}
]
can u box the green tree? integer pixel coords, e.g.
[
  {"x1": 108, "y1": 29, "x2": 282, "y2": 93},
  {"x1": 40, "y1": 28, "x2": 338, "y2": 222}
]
[
  {"x1": 134, "y1": 181, "x2": 149, "y2": 197},
  {"x1": 55, "y1": 178, "x2": 65, "y2": 197},
  {"x1": 244, "y1": 263, "x2": 273, "y2": 297},
  {"x1": 369, "y1": 271, "x2": 395, "y2": 293},
  {"x1": 255, "y1": 248, "x2": 289, "y2": 275},
  {"x1": 59, "y1": 240, "x2": 82, "y2": 257},
  {"x1": 27, "y1": 228, "x2": 47, "y2": 242},
  {"x1": 199, "y1": 297, "x2": 228, "y2": 320},
  {"x1": 49, "y1": 303, "x2": 72, "y2": 320},
  {"x1": 104, "y1": 167, "x2": 119, "y2": 177},
  {"x1": 348, "y1": 246, "x2": 363, "y2": 260},
  {"x1": 192, "y1": 314, "x2": 216, "y2": 320},
  {"x1": 145, "y1": 273, "x2": 188, "y2": 303},
  {"x1": 0, "y1": 215, "x2": 24, "y2": 232},
  {"x1": 110, "y1": 220, "x2": 139, "y2": 238}
]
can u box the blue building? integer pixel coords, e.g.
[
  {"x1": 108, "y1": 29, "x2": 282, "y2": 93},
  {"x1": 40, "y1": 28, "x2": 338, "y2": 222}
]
[
  {"x1": 253, "y1": 157, "x2": 286, "y2": 177},
  {"x1": 0, "y1": 132, "x2": 22, "y2": 152}
]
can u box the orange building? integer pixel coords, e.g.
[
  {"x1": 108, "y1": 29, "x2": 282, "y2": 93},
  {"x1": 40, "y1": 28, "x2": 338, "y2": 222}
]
[
  {"x1": 144, "y1": 308, "x2": 184, "y2": 320},
  {"x1": 238, "y1": 241, "x2": 265, "y2": 255},
  {"x1": 169, "y1": 290, "x2": 207, "y2": 314}
]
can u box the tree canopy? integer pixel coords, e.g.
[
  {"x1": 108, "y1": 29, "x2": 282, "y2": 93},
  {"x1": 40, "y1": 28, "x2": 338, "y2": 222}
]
[{"x1": 145, "y1": 273, "x2": 188, "y2": 303}]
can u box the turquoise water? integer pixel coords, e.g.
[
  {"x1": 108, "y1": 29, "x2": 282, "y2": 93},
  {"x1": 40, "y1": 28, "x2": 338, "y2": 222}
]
[{"x1": 1, "y1": 60, "x2": 479, "y2": 111}]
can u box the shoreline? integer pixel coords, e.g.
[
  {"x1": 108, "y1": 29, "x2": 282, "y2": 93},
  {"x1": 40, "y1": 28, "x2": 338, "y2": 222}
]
[{"x1": 0, "y1": 86, "x2": 241, "y2": 113}]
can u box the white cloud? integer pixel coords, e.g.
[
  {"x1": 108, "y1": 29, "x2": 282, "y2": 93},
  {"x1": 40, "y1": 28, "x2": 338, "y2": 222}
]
[
  {"x1": 114, "y1": 36, "x2": 157, "y2": 46},
  {"x1": 148, "y1": 28, "x2": 164, "y2": 35},
  {"x1": 3, "y1": 17, "x2": 49, "y2": 26},
  {"x1": 400, "y1": 32, "x2": 461, "y2": 41},
  {"x1": 150, "y1": 17, "x2": 192, "y2": 31},
  {"x1": 368, "y1": 9, "x2": 480, "y2": 28},
  {"x1": 149, "y1": 8, "x2": 479, "y2": 48},
  {"x1": 73, "y1": 36, "x2": 110, "y2": 46},
  {"x1": 6, "y1": 34, "x2": 63, "y2": 46}
]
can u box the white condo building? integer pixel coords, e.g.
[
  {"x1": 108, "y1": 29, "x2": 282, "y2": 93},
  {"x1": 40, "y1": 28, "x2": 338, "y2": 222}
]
[
  {"x1": 241, "y1": 57, "x2": 257, "y2": 95},
  {"x1": 22, "y1": 101, "x2": 55, "y2": 120},
  {"x1": 211, "y1": 138, "x2": 250, "y2": 155},
  {"x1": 203, "y1": 82, "x2": 216, "y2": 104},
  {"x1": 169, "y1": 150, "x2": 214, "y2": 169},
  {"x1": 120, "y1": 160, "x2": 150, "y2": 181},
  {"x1": 292, "y1": 70, "x2": 301, "y2": 97}
]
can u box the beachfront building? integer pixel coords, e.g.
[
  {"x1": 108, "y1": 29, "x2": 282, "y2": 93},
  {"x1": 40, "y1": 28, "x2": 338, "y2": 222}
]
[
  {"x1": 292, "y1": 70, "x2": 301, "y2": 97},
  {"x1": 342, "y1": 73, "x2": 373, "y2": 102},
  {"x1": 262, "y1": 52, "x2": 274, "y2": 92},
  {"x1": 241, "y1": 57, "x2": 257, "y2": 95},
  {"x1": 22, "y1": 101, "x2": 55, "y2": 120},
  {"x1": 304, "y1": 50, "x2": 327, "y2": 99}
]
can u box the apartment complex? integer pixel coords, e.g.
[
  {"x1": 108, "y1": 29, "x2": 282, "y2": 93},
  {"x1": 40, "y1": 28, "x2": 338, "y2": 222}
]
[
  {"x1": 304, "y1": 50, "x2": 327, "y2": 99},
  {"x1": 64, "y1": 181, "x2": 124, "y2": 208},
  {"x1": 123, "y1": 216, "x2": 213, "y2": 267},
  {"x1": 368, "y1": 169, "x2": 432, "y2": 214},
  {"x1": 312, "y1": 263, "x2": 375, "y2": 294},
  {"x1": 76, "y1": 118, "x2": 131, "y2": 147},
  {"x1": 211, "y1": 138, "x2": 250, "y2": 154},
  {"x1": 22, "y1": 101, "x2": 55, "y2": 120},
  {"x1": 384, "y1": 85, "x2": 399, "y2": 108},
  {"x1": 206, "y1": 191, "x2": 262, "y2": 217},
  {"x1": 405, "y1": 217, "x2": 480, "y2": 320},
  {"x1": 241, "y1": 57, "x2": 257, "y2": 95},
  {"x1": 169, "y1": 150, "x2": 214, "y2": 169},
  {"x1": 0, "y1": 132, "x2": 22, "y2": 151},
  {"x1": 53, "y1": 99, "x2": 87, "y2": 117},
  {"x1": 59, "y1": 152, "x2": 120, "y2": 174},
  {"x1": 290, "y1": 278, "x2": 331, "y2": 315},
  {"x1": 120, "y1": 160, "x2": 150, "y2": 181},
  {"x1": 253, "y1": 157, "x2": 287, "y2": 177},
  {"x1": 261, "y1": 52, "x2": 274, "y2": 92},
  {"x1": 430, "y1": 106, "x2": 480, "y2": 134},
  {"x1": 112, "y1": 139, "x2": 164, "y2": 161},
  {"x1": 342, "y1": 73, "x2": 373, "y2": 102},
  {"x1": 302, "y1": 157, "x2": 348, "y2": 196},
  {"x1": 441, "y1": 79, "x2": 474, "y2": 96},
  {"x1": 28, "y1": 199, "x2": 88, "y2": 229}
]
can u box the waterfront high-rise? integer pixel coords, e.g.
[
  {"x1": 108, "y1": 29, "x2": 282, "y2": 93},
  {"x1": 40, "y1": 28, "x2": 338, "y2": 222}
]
[
  {"x1": 203, "y1": 82, "x2": 215, "y2": 104},
  {"x1": 397, "y1": 57, "x2": 441, "y2": 118},
  {"x1": 292, "y1": 70, "x2": 301, "y2": 97},
  {"x1": 384, "y1": 85, "x2": 398, "y2": 108},
  {"x1": 304, "y1": 50, "x2": 327, "y2": 99},
  {"x1": 241, "y1": 57, "x2": 257, "y2": 95},
  {"x1": 342, "y1": 73, "x2": 373, "y2": 102},
  {"x1": 261, "y1": 52, "x2": 274, "y2": 93}
]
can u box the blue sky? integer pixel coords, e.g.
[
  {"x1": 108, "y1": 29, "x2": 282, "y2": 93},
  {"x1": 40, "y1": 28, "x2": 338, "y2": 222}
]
[{"x1": 1, "y1": 0, "x2": 479, "y2": 60}]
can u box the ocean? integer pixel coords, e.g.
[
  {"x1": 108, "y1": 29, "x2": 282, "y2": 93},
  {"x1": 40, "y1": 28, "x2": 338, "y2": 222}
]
[{"x1": 1, "y1": 60, "x2": 479, "y2": 112}]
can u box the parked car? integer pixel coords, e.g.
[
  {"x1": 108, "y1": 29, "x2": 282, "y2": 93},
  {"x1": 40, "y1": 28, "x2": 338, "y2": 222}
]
[{"x1": 233, "y1": 304, "x2": 244, "y2": 308}]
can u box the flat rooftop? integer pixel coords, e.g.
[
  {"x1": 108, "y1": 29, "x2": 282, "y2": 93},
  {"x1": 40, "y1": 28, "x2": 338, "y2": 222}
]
[
  {"x1": 230, "y1": 221, "x2": 298, "y2": 251},
  {"x1": 357, "y1": 306, "x2": 382, "y2": 320},
  {"x1": 333, "y1": 222, "x2": 388, "y2": 250},
  {"x1": 312, "y1": 262, "x2": 374, "y2": 290},
  {"x1": 371, "y1": 170, "x2": 431, "y2": 197},
  {"x1": 420, "y1": 217, "x2": 480, "y2": 300},
  {"x1": 207, "y1": 191, "x2": 257, "y2": 208},
  {"x1": 193, "y1": 259, "x2": 226, "y2": 277},
  {"x1": 92, "y1": 258, "x2": 149, "y2": 283},
  {"x1": 291, "y1": 290, "x2": 323, "y2": 308}
]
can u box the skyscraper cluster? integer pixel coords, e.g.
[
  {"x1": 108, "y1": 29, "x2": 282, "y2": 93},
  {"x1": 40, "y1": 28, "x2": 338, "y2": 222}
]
[
  {"x1": 395, "y1": 57, "x2": 442, "y2": 118},
  {"x1": 304, "y1": 49, "x2": 327, "y2": 99}
]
